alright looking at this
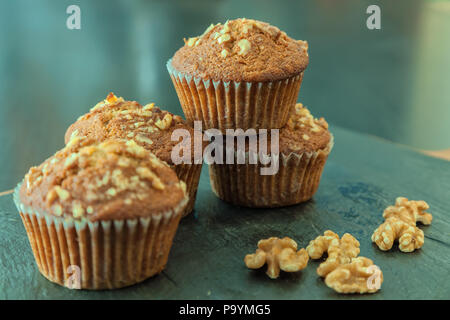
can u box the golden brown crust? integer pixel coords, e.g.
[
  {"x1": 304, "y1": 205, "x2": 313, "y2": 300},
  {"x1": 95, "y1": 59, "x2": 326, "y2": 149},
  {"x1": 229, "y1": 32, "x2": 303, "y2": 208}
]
[
  {"x1": 171, "y1": 18, "x2": 309, "y2": 82},
  {"x1": 20, "y1": 137, "x2": 186, "y2": 221},
  {"x1": 64, "y1": 93, "x2": 197, "y2": 166}
]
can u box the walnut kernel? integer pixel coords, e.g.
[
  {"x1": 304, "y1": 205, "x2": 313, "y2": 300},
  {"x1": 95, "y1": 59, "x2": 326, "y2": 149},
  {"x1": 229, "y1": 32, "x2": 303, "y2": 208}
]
[{"x1": 244, "y1": 237, "x2": 309, "y2": 279}]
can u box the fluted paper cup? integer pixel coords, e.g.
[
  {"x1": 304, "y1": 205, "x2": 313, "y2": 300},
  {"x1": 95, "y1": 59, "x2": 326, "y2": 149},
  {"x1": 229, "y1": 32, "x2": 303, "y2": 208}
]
[
  {"x1": 167, "y1": 59, "x2": 304, "y2": 132},
  {"x1": 209, "y1": 136, "x2": 334, "y2": 208},
  {"x1": 173, "y1": 163, "x2": 202, "y2": 216},
  {"x1": 13, "y1": 183, "x2": 188, "y2": 290}
]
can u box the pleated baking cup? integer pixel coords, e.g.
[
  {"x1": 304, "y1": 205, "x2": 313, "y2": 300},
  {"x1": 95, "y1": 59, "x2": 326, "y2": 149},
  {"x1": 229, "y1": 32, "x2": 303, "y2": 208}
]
[
  {"x1": 13, "y1": 183, "x2": 188, "y2": 290},
  {"x1": 209, "y1": 136, "x2": 334, "y2": 208},
  {"x1": 167, "y1": 59, "x2": 304, "y2": 132},
  {"x1": 172, "y1": 163, "x2": 203, "y2": 216}
]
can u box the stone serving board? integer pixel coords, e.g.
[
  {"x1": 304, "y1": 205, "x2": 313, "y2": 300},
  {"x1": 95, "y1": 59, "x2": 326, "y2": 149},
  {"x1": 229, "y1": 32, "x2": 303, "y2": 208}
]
[{"x1": 1, "y1": 125, "x2": 449, "y2": 299}]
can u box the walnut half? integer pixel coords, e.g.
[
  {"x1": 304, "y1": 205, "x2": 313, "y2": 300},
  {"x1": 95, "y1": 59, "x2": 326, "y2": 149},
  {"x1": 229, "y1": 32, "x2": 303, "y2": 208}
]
[
  {"x1": 325, "y1": 257, "x2": 383, "y2": 294},
  {"x1": 372, "y1": 197, "x2": 432, "y2": 252},
  {"x1": 244, "y1": 237, "x2": 309, "y2": 279},
  {"x1": 306, "y1": 230, "x2": 360, "y2": 277}
]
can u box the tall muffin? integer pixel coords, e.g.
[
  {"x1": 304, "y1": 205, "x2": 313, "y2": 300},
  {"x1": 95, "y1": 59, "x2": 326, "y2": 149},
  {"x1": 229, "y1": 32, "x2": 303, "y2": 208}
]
[
  {"x1": 168, "y1": 18, "x2": 309, "y2": 132},
  {"x1": 14, "y1": 138, "x2": 188, "y2": 289},
  {"x1": 209, "y1": 103, "x2": 333, "y2": 207},
  {"x1": 65, "y1": 93, "x2": 203, "y2": 216}
]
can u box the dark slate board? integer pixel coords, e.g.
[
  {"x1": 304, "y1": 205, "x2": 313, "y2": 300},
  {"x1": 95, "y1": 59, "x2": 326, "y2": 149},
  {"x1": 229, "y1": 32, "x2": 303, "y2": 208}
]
[{"x1": 1, "y1": 125, "x2": 449, "y2": 300}]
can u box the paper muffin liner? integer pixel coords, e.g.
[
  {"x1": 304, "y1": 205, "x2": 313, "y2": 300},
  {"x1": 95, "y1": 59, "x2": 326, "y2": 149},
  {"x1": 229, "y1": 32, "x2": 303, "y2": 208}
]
[
  {"x1": 167, "y1": 59, "x2": 304, "y2": 132},
  {"x1": 172, "y1": 163, "x2": 203, "y2": 216},
  {"x1": 13, "y1": 183, "x2": 188, "y2": 290},
  {"x1": 209, "y1": 135, "x2": 334, "y2": 208}
]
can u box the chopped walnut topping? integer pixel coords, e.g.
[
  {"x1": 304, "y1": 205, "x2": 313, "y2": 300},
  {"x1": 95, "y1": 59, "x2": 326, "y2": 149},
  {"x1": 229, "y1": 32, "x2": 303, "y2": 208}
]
[
  {"x1": 125, "y1": 140, "x2": 147, "y2": 158},
  {"x1": 306, "y1": 230, "x2": 360, "y2": 277},
  {"x1": 287, "y1": 103, "x2": 328, "y2": 133},
  {"x1": 217, "y1": 33, "x2": 231, "y2": 44},
  {"x1": 245, "y1": 237, "x2": 309, "y2": 279},
  {"x1": 136, "y1": 167, "x2": 165, "y2": 190},
  {"x1": 186, "y1": 37, "x2": 198, "y2": 47},
  {"x1": 143, "y1": 103, "x2": 154, "y2": 110},
  {"x1": 237, "y1": 39, "x2": 251, "y2": 55},
  {"x1": 106, "y1": 188, "x2": 117, "y2": 197},
  {"x1": 372, "y1": 197, "x2": 432, "y2": 252},
  {"x1": 135, "y1": 134, "x2": 153, "y2": 145},
  {"x1": 221, "y1": 49, "x2": 229, "y2": 58},
  {"x1": 90, "y1": 92, "x2": 124, "y2": 111},
  {"x1": 46, "y1": 186, "x2": 70, "y2": 206},
  {"x1": 72, "y1": 202, "x2": 84, "y2": 218},
  {"x1": 23, "y1": 138, "x2": 175, "y2": 220},
  {"x1": 155, "y1": 113, "x2": 173, "y2": 130},
  {"x1": 52, "y1": 204, "x2": 63, "y2": 216}
]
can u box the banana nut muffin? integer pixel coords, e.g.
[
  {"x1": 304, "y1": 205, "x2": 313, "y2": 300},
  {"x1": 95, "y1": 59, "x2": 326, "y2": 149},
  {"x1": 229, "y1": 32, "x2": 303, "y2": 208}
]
[
  {"x1": 209, "y1": 103, "x2": 333, "y2": 207},
  {"x1": 14, "y1": 137, "x2": 188, "y2": 289},
  {"x1": 168, "y1": 18, "x2": 309, "y2": 131},
  {"x1": 64, "y1": 93, "x2": 203, "y2": 216}
]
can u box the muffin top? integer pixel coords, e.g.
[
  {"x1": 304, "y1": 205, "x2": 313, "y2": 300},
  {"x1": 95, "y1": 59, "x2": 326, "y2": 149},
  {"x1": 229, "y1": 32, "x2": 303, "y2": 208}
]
[
  {"x1": 19, "y1": 138, "x2": 187, "y2": 221},
  {"x1": 170, "y1": 18, "x2": 309, "y2": 82},
  {"x1": 65, "y1": 93, "x2": 198, "y2": 166},
  {"x1": 279, "y1": 103, "x2": 331, "y2": 154}
]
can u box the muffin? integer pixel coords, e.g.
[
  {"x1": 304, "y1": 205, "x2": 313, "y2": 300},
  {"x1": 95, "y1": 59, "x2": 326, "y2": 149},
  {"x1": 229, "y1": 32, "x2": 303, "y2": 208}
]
[
  {"x1": 209, "y1": 103, "x2": 333, "y2": 207},
  {"x1": 168, "y1": 18, "x2": 309, "y2": 132},
  {"x1": 65, "y1": 93, "x2": 203, "y2": 216},
  {"x1": 13, "y1": 138, "x2": 188, "y2": 289}
]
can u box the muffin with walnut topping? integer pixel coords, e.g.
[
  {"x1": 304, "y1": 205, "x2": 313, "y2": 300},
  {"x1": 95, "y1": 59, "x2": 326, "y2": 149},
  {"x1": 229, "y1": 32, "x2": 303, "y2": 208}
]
[
  {"x1": 168, "y1": 18, "x2": 309, "y2": 132},
  {"x1": 209, "y1": 103, "x2": 333, "y2": 207},
  {"x1": 13, "y1": 138, "x2": 188, "y2": 289},
  {"x1": 64, "y1": 93, "x2": 203, "y2": 216}
]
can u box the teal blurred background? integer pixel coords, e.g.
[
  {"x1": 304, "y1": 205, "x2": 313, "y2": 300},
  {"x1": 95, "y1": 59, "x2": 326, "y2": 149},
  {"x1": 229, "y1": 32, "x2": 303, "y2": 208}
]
[{"x1": 0, "y1": 0, "x2": 449, "y2": 190}]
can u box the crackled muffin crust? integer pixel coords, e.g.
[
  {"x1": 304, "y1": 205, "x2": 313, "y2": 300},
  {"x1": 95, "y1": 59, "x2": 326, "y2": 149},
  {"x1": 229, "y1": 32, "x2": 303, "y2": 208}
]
[
  {"x1": 65, "y1": 93, "x2": 198, "y2": 166},
  {"x1": 20, "y1": 138, "x2": 186, "y2": 221},
  {"x1": 171, "y1": 18, "x2": 309, "y2": 82}
]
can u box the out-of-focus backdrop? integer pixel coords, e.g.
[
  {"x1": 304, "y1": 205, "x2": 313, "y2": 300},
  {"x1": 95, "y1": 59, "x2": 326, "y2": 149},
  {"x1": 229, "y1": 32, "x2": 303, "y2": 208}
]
[{"x1": 0, "y1": 0, "x2": 449, "y2": 190}]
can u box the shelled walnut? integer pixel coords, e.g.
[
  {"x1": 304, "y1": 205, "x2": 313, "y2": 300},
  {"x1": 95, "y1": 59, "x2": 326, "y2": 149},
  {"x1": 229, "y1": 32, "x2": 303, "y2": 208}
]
[
  {"x1": 324, "y1": 257, "x2": 383, "y2": 294},
  {"x1": 372, "y1": 197, "x2": 432, "y2": 252},
  {"x1": 244, "y1": 237, "x2": 309, "y2": 279},
  {"x1": 306, "y1": 230, "x2": 360, "y2": 277}
]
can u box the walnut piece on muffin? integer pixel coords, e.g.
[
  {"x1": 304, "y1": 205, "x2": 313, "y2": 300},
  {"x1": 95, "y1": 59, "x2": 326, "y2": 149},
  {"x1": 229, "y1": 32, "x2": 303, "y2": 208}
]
[{"x1": 171, "y1": 18, "x2": 309, "y2": 82}]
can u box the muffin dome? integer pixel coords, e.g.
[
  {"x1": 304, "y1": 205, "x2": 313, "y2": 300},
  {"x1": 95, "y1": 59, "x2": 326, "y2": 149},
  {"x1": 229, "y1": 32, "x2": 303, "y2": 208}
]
[
  {"x1": 171, "y1": 18, "x2": 309, "y2": 82},
  {"x1": 65, "y1": 93, "x2": 197, "y2": 166},
  {"x1": 20, "y1": 137, "x2": 187, "y2": 221}
]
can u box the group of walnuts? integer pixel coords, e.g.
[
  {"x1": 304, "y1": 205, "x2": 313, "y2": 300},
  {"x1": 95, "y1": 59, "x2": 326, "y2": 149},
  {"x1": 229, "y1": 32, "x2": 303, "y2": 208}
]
[{"x1": 244, "y1": 197, "x2": 433, "y2": 294}]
